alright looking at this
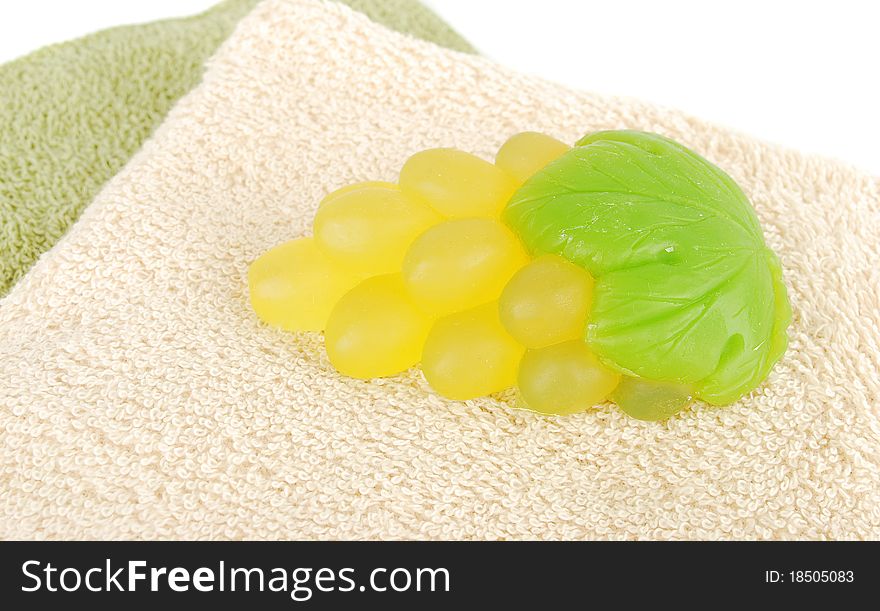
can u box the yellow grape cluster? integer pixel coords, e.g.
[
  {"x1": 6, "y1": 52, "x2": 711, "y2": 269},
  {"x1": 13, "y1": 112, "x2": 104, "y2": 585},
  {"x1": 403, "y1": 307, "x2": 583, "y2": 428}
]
[{"x1": 249, "y1": 132, "x2": 623, "y2": 415}]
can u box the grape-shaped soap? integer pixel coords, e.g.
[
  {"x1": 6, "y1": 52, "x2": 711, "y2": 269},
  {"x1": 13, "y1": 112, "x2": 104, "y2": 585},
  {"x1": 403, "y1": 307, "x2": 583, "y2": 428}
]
[
  {"x1": 400, "y1": 148, "x2": 517, "y2": 218},
  {"x1": 248, "y1": 238, "x2": 358, "y2": 332},
  {"x1": 249, "y1": 130, "x2": 790, "y2": 422},
  {"x1": 314, "y1": 183, "x2": 440, "y2": 275},
  {"x1": 499, "y1": 254, "x2": 593, "y2": 349},
  {"x1": 324, "y1": 274, "x2": 431, "y2": 379},
  {"x1": 402, "y1": 218, "x2": 528, "y2": 316},
  {"x1": 517, "y1": 340, "x2": 621, "y2": 415},
  {"x1": 421, "y1": 302, "x2": 524, "y2": 400}
]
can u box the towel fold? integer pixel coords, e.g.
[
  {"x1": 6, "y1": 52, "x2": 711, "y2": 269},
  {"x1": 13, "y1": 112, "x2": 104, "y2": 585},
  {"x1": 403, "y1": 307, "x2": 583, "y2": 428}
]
[
  {"x1": 0, "y1": 0, "x2": 474, "y2": 296},
  {"x1": 1, "y1": 0, "x2": 878, "y2": 540}
]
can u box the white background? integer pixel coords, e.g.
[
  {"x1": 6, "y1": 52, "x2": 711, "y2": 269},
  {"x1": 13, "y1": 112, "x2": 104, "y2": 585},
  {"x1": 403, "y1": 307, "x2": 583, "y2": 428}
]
[{"x1": 1, "y1": 0, "x2": 877, "y2": 173}]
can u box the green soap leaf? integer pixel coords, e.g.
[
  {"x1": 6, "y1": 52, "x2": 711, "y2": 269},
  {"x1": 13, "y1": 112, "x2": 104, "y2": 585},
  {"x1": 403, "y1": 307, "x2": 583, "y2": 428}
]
[{"x1": 504, "y1": 130, "x2": 790, "y2": 405}]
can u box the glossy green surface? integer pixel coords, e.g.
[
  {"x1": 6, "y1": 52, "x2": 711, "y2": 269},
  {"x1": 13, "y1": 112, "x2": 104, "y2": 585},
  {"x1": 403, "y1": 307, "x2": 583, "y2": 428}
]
[{"x1": 504, "y1": 130, "x2": 790, "y2": 405}]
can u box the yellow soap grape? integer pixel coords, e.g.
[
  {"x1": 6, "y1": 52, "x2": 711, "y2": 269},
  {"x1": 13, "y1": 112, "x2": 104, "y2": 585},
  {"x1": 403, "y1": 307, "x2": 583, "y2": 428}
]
[
  {"x1": 318, "y1": 181, "x2": 399, "y2": 208},
  {"x1": 314, "y1": 183, "x2": 440, "y2": 275},
  {"x1": 324, "y1": 274, "x2": 431, "y2": 379},
  {"x1": 517, "y1": 340, "x2": 621, "y2": 415},
  {"x1": 495, "y1": 131, "x2": 570, "y2": 184},
  {"x1": 499, "y1": 254, "x2": 594, "y2": 349},
  {"x1": 612, "y1": 377, "x2": 693, "y2": 421},
  {"x1": 248, "y1": 237, "x2": 359, "y2": 332},
  {"x1": 399, "y1": 148, "x2": 517, "y2": 218},
  {"x1": 402, "y1": 218, "x2": 528, "y2": 316},
  {"x1": 421, "y1": 302, "x2": 524, "y2": 400}
]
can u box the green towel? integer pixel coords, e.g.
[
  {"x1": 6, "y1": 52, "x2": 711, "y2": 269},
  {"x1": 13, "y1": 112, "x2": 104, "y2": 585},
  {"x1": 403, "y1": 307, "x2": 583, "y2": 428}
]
[{"x1": 0, "y1": 0, "x2": 473, "y2": 296}]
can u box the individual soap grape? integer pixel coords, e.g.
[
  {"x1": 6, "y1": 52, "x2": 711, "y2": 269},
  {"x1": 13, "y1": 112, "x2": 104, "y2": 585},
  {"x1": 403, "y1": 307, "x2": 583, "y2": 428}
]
[
  {"x1": 517, "y1": 340, "x2": 621, "y2": 415},
  {"x1": 421, "y1": 302, "x2": 525, "y2": 400},
  {"x1": 498, "y1": 254, "x2": 594, "y2": 349},
  {"x1": 318, "y1": 181, "x2": 399, "y2": 208},
  {"x1": 324, "y1": 274, "x2": 431, "y2": 379},
  {"x1": 402, "y1": 218, "x2": 528, "y2": 316},
  {"x1": 314, "y1": 183, "x2": 441, "y2": 275},
  {"x1": 248, "y1": 237, "x2": 359, "y2": 332},
  {"x1": 399, "y1": 148, "x2": 517, "y2": 218},
  {"x1": 612, "y1": 377, "x2": 692, "y2": 421},
  {"x1": 495, "y1": 131, "x2": 570, "y2": 184}
]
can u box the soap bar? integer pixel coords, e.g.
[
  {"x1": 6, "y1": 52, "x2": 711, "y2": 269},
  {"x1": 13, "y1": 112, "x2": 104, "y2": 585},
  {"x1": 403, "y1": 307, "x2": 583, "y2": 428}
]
[{"x1": 248, "y1": 130, "x2": 790, "y2": 421}]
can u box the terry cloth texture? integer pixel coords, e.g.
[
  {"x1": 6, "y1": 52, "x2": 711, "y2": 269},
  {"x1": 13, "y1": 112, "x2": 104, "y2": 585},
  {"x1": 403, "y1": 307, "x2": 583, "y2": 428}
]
[
  {"x1": 0, "y1": 0, "x2": 474, "y2": 297},
  {"x1": 1, "y1": 0, "x2": 879, "y2": 540}
]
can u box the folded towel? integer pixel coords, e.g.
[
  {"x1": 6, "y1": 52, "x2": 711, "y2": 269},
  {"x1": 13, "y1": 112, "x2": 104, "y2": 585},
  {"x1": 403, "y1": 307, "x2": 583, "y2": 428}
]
[
  {"x1": 0, "y1": 0, "x2": 474, "y2": 297},
  {"x1": 1, "y1": 0, "x2": 878, "y2": 540}
]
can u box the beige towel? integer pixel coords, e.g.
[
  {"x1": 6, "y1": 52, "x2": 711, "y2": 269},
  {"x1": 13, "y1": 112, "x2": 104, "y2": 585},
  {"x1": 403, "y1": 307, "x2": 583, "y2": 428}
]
[{"x1": 1, "y1": 0, "x2": 878, "y2": 540}]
